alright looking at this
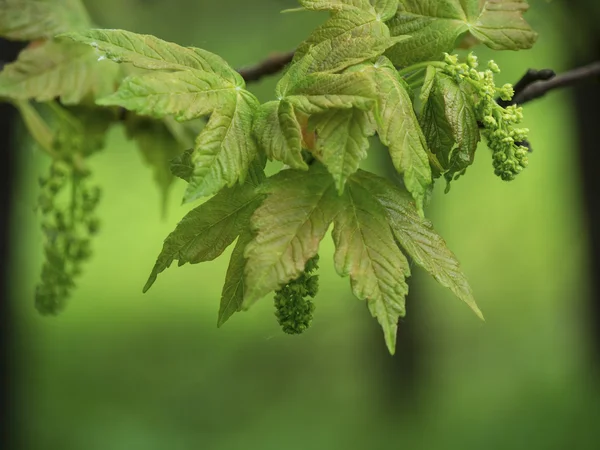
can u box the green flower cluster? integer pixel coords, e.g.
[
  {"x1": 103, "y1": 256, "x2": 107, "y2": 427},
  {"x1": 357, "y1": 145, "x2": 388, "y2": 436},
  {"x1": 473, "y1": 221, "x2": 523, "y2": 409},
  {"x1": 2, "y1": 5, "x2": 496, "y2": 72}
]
[
  {"x1": 442, "y1": 53, "x2": 530, "y2": 181},
  {"x1": 35, "y1": 160, "x2": 101, "y2": 315},
  {"x1": 274, "y1": 255, "x2": 320, "y2": 335}
]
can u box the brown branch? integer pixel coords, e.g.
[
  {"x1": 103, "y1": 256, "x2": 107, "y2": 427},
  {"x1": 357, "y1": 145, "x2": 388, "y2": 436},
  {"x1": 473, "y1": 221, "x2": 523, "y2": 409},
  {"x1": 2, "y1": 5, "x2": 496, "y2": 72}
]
[
  {"x1": 511, "y1": 61, "x2": 600, "y2": 106},
  {"x1": 237, "y1": 50, "x2": 295, "y2": 83}
]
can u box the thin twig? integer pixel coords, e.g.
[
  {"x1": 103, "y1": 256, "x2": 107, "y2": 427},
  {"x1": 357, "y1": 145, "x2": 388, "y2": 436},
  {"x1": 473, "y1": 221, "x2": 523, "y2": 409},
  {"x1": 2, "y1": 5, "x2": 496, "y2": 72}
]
[
  {"x1": 512, "y1": 62, "x2": 600, "y2": 106},
  {"x1": 498, "y1": 68, "x2": 556, "y2": 108},
  {"x1": 237, "y1": 50, "x2": 295, "y2": 83}
]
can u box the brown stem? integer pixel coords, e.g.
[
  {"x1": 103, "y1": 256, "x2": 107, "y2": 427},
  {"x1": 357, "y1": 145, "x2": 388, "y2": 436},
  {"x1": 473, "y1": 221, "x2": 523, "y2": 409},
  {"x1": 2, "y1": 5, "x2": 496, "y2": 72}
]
[
  {"x1": 237, "y1": 50, "x2": 295, "y2": 83},
  {"x1": 511, "y1": 61, "x2": 600, "y2": 106}
]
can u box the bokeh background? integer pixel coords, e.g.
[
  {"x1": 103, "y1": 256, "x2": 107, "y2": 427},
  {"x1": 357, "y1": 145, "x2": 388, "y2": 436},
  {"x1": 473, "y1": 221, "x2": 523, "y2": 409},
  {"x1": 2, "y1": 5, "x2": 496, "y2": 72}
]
[{"x1": 6, "y1": 0, "x2": 600, "y2": 449}]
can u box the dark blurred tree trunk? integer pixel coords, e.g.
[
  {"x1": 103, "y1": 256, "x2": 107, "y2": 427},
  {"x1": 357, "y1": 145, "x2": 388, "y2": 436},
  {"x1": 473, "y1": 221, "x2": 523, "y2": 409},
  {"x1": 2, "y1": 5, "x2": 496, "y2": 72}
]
[
  {"x1": 371, "y1": 151, "x2": 422, "y2": 411},
  {"x1": 0, "y1": 38, "x2": 25, "y2": 450},
  {"x1": 568, "y1": 0, "x2": 600, "y2": 372}
]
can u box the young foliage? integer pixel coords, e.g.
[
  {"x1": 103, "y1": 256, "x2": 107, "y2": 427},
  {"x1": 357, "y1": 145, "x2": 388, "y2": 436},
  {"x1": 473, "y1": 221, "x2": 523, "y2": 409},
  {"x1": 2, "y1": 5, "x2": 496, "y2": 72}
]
[
  {"x1": 242, "y1": 166, "x2": 340, "y2": 308},
  {"x1": 386, "y1": 0, "x2": 538, "y2": 66},
  {"x1": 420, "y1": 69, "x2": 480, "y2": 188},
  {"x1": 143, "y1": 160, "x2": 266, "y2": 293},
  {"x1": 61, "y1": 29, "x2": 260, "y2": 202},
  {"x1": 350, "y1": 56, "x2": 432, "y2": 212},
  {"x1": 2, "y1": 0, "x2": 542, "y2": 353}
]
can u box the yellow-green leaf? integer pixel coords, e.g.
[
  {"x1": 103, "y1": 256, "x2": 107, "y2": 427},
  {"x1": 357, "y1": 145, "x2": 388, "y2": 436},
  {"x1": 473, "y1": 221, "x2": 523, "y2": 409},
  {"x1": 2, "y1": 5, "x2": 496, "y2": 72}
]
[
  {"x1": 253, "y1": 100, "x2": 306, "y2": 170},
  {"x1": 353, "y1": 169, "x2": 483, "y2": 320},
  {"x1": 333, "y1": 175, "x2": 410, "y2": 354},
  {"x1": 143, "y1": 173, "x2": 265, "y2": 293},
  {"x1": 386, "y1": 0, "x2": 537, "y2": 66},
  {"x1": 309, "y1": 108, "x2": 374, "y2": 192},
  {"x1": 217, "y1": 230, "x2": 253, "y2": 327},
  {"x1": 184, "y1": 90, "x2": 260, "y2": 202},
  {"x1": 243, "y1": 166, "x2": 340, "y2": 308}
]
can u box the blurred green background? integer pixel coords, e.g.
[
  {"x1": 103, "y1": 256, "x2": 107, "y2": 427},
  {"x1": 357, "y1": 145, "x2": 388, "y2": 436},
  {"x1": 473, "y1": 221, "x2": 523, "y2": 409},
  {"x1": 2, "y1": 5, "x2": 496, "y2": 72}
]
[{"x1": 9, "y1": 1, "x2": 600, "y2": 449}]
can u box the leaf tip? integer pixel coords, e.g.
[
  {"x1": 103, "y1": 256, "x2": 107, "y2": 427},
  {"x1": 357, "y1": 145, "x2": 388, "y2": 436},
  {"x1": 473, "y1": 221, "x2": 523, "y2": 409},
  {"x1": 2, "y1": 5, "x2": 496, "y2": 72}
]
[
  {"x1": 142, "y1": 278, "x2": 154, "y2": 293},
  {"x1": 472, "y1": 304, "x2": 485, "y2": 322}
]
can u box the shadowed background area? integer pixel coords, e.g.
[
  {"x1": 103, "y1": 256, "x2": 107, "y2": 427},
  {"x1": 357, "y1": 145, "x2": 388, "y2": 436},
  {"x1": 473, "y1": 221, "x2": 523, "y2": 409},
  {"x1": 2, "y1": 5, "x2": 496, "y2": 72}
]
[{"x1": 5, "y1": 0, "x2": 600, "y2": 449}]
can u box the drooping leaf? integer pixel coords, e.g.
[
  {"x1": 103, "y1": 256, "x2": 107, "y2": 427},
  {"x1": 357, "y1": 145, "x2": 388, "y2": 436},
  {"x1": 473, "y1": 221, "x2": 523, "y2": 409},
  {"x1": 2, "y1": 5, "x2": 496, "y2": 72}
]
[
  {"x1": 0, "y1": 0, "x2": 91, "y2": 41},
  {"x1": 359, "y1": 57, "x2": 431, "y2": 213},
  {"x1": 184, "y1": 90, "x2": 260, "y2": 202},
  {"x1": 386, "y1": 0, "x2": 537, "y2": 66},
  {"x1": 143, "y1": 168, "x2": 265, "y2": 293},
  {"x1": 353, "y1": 169, "x2": 483, "y2": 320},
  {"x1": 308, "y1": 108, "x2": 374, "y2": 192},
  {"x1": 0, "y1": 40, "x2": 119, "y2": 104},
  {"x1": 332, "y1": 174, "x2": 410, "y2": 355},
  {"x1": 217, "y1": 230, "x2": 253, "y2": 327},
  {"x1": 253, "y1": 100, "x2": 306, "y2": 170},
  {"x1": 243, "y1": 165, "x2": 340, "y2": 308},
  {"x1": 420, "y1": 71, "x2": 479, "y2": 181}
]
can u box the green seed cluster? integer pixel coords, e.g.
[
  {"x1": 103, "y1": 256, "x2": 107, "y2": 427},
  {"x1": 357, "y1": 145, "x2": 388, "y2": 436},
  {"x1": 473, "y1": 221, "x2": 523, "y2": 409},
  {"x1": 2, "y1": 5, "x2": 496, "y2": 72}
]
[
  {"x1": 274, "y1": 255, "x2": 320, "y2": 335},
  {"x1": 35, "y1": 160, "x2": 101, "y2": 315},
  {"x1": 442, "y1": 53, "x2": 530, "y2": 181}
]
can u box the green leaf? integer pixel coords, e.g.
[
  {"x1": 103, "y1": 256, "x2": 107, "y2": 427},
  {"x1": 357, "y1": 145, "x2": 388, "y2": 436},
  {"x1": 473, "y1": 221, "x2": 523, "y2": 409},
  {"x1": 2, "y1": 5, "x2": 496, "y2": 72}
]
[
  {"x1": 217, "y1": 230, "x2": 253, "y2": 327},
  {"x1": 253, "y1": 100, "x2": 306, "y2": 170},
  {"x1": 184, "y1": 90, "x2": 260, "y2": 202},
  {"x1": 372, "y1": 0, "x2": 399, "y2": 20},
  {"x1": 386, "y1": 0, "x2": 537, "y2": 66},
  {"x1": 360, "y1": 57, "x2": 431, "y2": 213},
  {"x1": 243, "y1": 165, "x2": 340, "y2": 308},
  {"x1": 333, "y1": 174, "x2": 410, "y2": 355},
  {"x1": 297, "y1": 0, "x2": 398, "y2": 19},
  {"x1": 308, "y1": 108, "x2": 374, "y2": 193},
  {"x1": 292, "y1": 7, "x2": 403, "y2": 75},
  {"x1": 97, "y1": 70, "x2": 233, "y2": 121},
  {"x1": 170, "y1": 148, "x2": 194, "y2": 182},
  {"x1": 63, "y1": 29, "x2": 260, "y2": 201},
  {"x1": 469, "y1": 0, "x2": 538, "y2": 51},
  {"x1": 419, "y1": 64, "x2": 437, "y2": 104},
  {"x1": 285, "y1": 71, "x2": 377, "y2": 114},
  {"x1": 0, "y1": 0, "x2": 91, "y2": 41},
  {"x1": 353, "y1": 169, "x2": 483, "y2": 320},
  {"x1": 143, "y1": 171, "x2": 265, "y2": 293},
  {"x1": 421, "y1": 72, "x2": 479, "y2": 181},
  {"x1": 298, "y1": 0, "x2": 374, "y2": 12},
  {"x1": 0, "y1": 40, "x2": 119, "y2": 104},
  {"x1": 60, "y1": 29, "x2": 242, "y2": 85}
]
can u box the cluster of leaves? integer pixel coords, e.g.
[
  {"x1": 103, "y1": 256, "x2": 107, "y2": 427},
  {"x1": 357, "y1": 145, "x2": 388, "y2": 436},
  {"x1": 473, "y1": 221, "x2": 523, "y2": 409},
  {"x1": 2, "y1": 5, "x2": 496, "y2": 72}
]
[
  {"x1": 0, "y1": 0, "x2": 538, "y2": 354},
  {"x1": 0, "y1": 0, "x2": 202, "y2": 310}
]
